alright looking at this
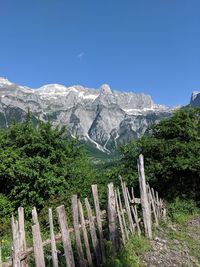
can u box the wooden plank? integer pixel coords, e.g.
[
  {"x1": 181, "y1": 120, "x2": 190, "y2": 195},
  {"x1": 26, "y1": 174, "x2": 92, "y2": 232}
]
[
  {"x1": 137, "y1": 154, "x2": 152, "y2": 239},
  {"x1": 32, "y1": 207, "x2": 38, "y2": 224},
  {"x1": 107, "y1": 183, "x2": 119, "y2": 255},
  {"x1": 117, "y1": 188, "x2": 129, "y2": 240},
  {"x1": 151, "y1": 188, "x2": 158, "y2": 219},
  {"x1": 146, "y1": 184, "x2": 151, "y2": 211},
  {"x1": 72, "y1": 195, "x2": 86, "y2": 267},
  {"x1": 130, "y1": 206, "x2": 141, "y2": 237},
  {"x1": 148, "y1": 188, "x2": 159, "y2": 226},
  {"x1": 31, "y1": 207, "x2": 45, "y2": 267},
  {"x1": 91, "y1": 184, "x2": 105, "y2": 262},
  {"x1": 18, "y1": 207, "x2": 28, "y2": 267},
  {"x1": 131, "y1": 187, "x2": 135, "y2": 201},
  {"x1": 11, "y1": 216, "x2": 20, "y2": 267},
  {"x1": 78, "y1": 199, "x2": 93, "y2": 267},
  {"x1": 156, "y1": 191, "x2": 160, "y2": 219},
  {"x1": 32, "y1": 223, "x2": 45, "y2": 267},
  {"x1": 85, "y1": 198, "x2": 101, "y2": 266},
  {"x1": 56, "y1": 205, "x2": 75, "y2": 267},
  {"x1": 48, "y1": 208, "x2": 58, "y2": 267},
  {"x1": 114, "y1": 189, "x2": 125, "y2": 245},
  {"x1": 119, "y1": 177, "x2": 135, "y2": 234}
]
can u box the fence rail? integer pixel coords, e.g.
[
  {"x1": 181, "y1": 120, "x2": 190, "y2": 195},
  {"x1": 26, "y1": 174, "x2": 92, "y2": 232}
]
[{"x1": 2, "y1": 154, "x2": 166, "y2": 267}]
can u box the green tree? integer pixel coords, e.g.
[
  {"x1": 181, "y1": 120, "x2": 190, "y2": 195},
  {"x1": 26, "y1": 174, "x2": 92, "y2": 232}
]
[
  {"x1": 120, "y1": 107, "x2": 200, "y2": 199},
  {"x1": 0, "y1": 115, "x2": 94, "y2": 213}
]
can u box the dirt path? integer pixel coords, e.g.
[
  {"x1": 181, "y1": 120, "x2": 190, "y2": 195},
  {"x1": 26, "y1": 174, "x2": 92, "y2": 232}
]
[{"x1": 141, "y1": 216, "x2": 200, "y2": 267}]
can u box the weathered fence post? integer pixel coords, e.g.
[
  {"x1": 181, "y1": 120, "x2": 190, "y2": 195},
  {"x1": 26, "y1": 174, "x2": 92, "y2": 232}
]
[
  {"x1": 11, "y1": 216, "x2": 20, "y2": 267},
  {"x1": 48, "y1": 208, "x2": 58, "y2": 267},
  {"x1": 18, "y1": 207, "x2": 28, "y2": 267},
  {"x1": 72, "y1": 195, "x2": 86, "y2": 267},
  {"x1": 147, "y1": 185, "x2": 159, "y2": 226},
  {"x1": 32, "y1": 207, "x2": 45, "y2": 267},
  {"x1": 137, "y1": 154, "x2": 152, "y2": 239},
  {"x1": 107, "y1": 183, "x2": 119, "y2": 255},
  {"x1": 78, "y1": 199, "x2": 93, "y2": 266},
  {"x1": 120, "y1": 177, "x2": 135, "y2": 234},
  {"x1": 85, "y1": 198, "x2": 101, "y2": 267},
  {"x1": 91, "y1": 184, "x2": 105, "y2": 262},
  {"x1": 56, "y1": 205, "x2": 75, "y2": 267},
  {"x1": 114, "y1": 189, "x2": 125, "y2": 245},
  {"x1": 117, "y1": 188, "x2": 129, "y2": 240}
]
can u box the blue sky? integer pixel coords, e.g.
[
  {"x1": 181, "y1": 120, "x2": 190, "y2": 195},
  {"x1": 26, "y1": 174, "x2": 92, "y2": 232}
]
[{"x1": 0, "y1": 0, "x2": 200, "y2": 106}]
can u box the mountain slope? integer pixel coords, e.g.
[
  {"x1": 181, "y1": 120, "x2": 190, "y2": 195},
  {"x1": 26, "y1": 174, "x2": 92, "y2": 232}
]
[
  {"x1": 190, "y1": 91, "x2": 200, "y2": 107},
  {"x1": 0, "y1": 77, "x2": 174, "y2": 153}
]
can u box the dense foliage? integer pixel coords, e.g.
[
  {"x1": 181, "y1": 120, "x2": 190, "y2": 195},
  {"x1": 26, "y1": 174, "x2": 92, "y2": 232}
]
[
  {"x1": 120, "y1": 107, "x2": 200, "y2": 200},
  {"x1": 0, "y1": 114, "x2": 94, "y2": 214}
]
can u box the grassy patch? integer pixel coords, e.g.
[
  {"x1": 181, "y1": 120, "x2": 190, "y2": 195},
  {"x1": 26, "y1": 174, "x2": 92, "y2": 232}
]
[
  {"x1": 167, "y1": 198, "x2": 199, "y2": 224},
  {"x1": 104, "y1": 235, "x2": 150, "y2": 267}
]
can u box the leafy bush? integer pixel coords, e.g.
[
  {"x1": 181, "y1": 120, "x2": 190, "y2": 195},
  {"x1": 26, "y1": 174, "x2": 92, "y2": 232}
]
[
  {"x1": 120, "y1": 107, "x2": 200, "y2": 200},
  {"x1": 0, "y1": 114, "x2": 95, "y2": 215},
  {"x1": 167, "y1": 198, "x2": 199, "y2": 224}
]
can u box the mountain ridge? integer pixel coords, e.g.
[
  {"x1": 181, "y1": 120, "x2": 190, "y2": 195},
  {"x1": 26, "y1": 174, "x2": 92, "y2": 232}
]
[{"x1": 0, "y1": 77, "x2": 176, "y2": 153}]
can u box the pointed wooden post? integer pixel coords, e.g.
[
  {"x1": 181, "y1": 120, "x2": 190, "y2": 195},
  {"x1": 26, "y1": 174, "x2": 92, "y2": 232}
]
[
  {"x1": 18, "y1": 207, "x2": 28, "y2": 267},
  {"x1": 56, "y1": 205, "x2": 75, "y2": 267},
  {"x1": 85, "y1": 198, "x2": 101, "y2": 267},
  {"x1": 48, "y1": 208, "x2": 58, "y2": 267},
  {"x1": 114, "y1": 189, "x2": 125, "y2": 245},
  {"x1": 72, "y1": 195, "x2": 86, "y2": 267},
  {"x1": 117, "y1": 188, "x2": 129, "y2": 240},
  {"x1": 119, "y1": 177, "x2": 135, "y2": 234},
  {"x1": 92, "y1": 184, "x2": 105, "y2": 262},
  {"x1": 11, "y1": 216, "x2": 20, "y2": 267},
  {"x1": 78, "y1": 199, "x2": 93, "y2": 266},
  {"x1": 32, "y1": 207, "x2": 45, "y2": 267},
  {"x1": 137, "y1": 154, "x2": 152, "y2": 239},
  {"x1": 107, "y1": 183, "x2": 119, "y2": 255}
]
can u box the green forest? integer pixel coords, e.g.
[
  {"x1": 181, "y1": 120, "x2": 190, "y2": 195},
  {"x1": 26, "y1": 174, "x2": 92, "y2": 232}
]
[
  {"x1": 0, "y1": 107, "x2": 200, "y2": 265},
  {"x1": 0, "y1": 107, "x2": 200, "y2": 220}
]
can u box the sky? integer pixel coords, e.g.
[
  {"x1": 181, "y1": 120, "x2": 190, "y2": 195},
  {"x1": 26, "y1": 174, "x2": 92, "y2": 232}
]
[{"x1": 0, "y1": 0, "x2": 200, "y2": 106}]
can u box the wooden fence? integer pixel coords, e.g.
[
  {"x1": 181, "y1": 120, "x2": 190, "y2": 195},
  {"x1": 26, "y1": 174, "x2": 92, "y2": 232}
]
[{"x1": 1, "y1": 154, "x2": 166, "y2": 267}]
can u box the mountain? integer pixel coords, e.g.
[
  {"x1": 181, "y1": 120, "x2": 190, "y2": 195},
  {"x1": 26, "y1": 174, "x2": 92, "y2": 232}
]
[
  {"x1": 0, "y1": 77, "x2": 174, "y2": 153},
  {"x1": 190, "y1": 91, "x2": 200, "y2": 107}
]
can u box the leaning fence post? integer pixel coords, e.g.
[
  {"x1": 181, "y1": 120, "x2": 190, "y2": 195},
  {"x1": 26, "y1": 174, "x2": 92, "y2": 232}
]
[
  {"x1": 72, "y1": 195, "x2": 86, "y2": 267},
  {"x1": 48, "y1": 208, "x2": 58, "y2": 267},
  {"x1": 32, "y1": 207, "x2": 45, "y2": 267},
  {"x1": 56, "y1": 205, "x2": 75, "y2": 267},
  {"x1": 137, "y1": 154, "x2": 152, "y2": 239},
  {"x1": 92, "y1": 184, "x2": 105, "y2": 262},
  {"x1": 78, "y1": 199, "x2": 93, "y2": 266},
  {"x1": 114, "y1": 189, "x2": 125, "y2": 245},
  {"x1": 11, "y1": 216, "x2": 20, "y2": 267},
  {"x1": 85, "y1": 198, "x2": 101, "y2": 267},
  {"x1": 107, "y1": 183, "x2": 119, "y2": 255},
  {"x1": 18, "y1": 207, "x2": 28, "y2": 267}
]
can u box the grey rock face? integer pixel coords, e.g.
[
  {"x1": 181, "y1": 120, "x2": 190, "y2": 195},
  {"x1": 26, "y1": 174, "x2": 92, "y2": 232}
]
[
  {"x1": 0, "y1": 77, "x2": 174, "y2": 153},
  {"x1": 190, "y1": 91, "x2": 200, "y2": 107}
]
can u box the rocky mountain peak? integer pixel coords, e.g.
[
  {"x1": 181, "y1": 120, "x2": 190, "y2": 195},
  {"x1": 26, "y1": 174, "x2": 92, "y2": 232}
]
[
  {"x1": 0, "y1": 77, "x2": 13, "y2": 86},
  {"x1": 0, "y1": 77, "x2": 174, "y2": 153},
  {"x1": 190, "y1": 91, "x2": 200, "y2": 107},
  {"x1": 99, "y1": 84, "x2": 112, "y2": 94}
]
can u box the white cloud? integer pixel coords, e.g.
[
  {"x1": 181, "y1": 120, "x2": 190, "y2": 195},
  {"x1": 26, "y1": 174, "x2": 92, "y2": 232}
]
[{"x1": 77, "y1": 52, "x2": 84, "y2": 59}]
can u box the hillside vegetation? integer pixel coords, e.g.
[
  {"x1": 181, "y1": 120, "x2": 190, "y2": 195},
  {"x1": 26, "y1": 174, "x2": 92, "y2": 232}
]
[{"x1": 0, "y1": 107, "x2": 200, "y2": 266}]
